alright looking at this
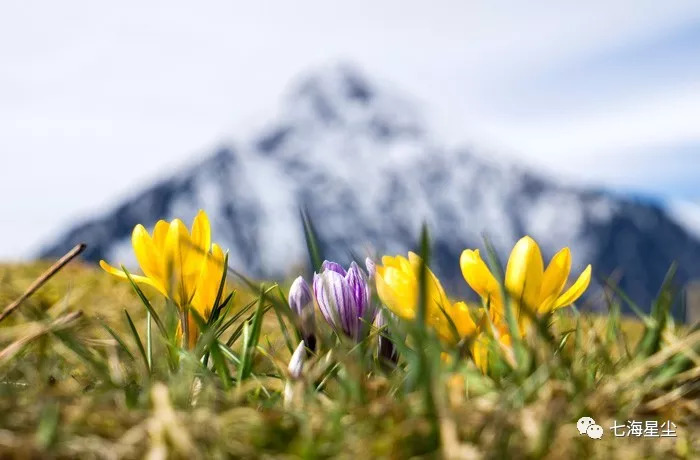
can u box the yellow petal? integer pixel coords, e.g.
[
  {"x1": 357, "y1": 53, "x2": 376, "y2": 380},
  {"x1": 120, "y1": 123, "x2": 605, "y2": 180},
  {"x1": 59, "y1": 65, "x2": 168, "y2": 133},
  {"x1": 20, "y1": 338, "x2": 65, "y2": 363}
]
[
  {"x1": 460, "y1": 249, "x2": 501, "y2": 304},
  {"x1": 553, "y1": 264, "x2": 592, "y2": 309},
  {"x1": 538, "y1": 247, "x2": 571, "y2": 313},
  {"x1": 408, "y1": 251, "x2": 450, "y2": 311},
  {"x1": 192, "y1": 245, "x2": 228, "y2": 318},
  {"x1": 505, "y1": 236, "x2": 543, "y2": 318},
  {"x1": 152, "y1": 220, "x2": 170, "y2": 253},
  {"x1": 132, "y1": 224, "x2": 165, "y2": 283},
  {"x1": 470, "y1": 333, "x2": 490, "y2": 374},
  {"x1": 163, "y1": 219, "x2": 190, "y2": 305},
  {"x1": 397, "y1": 254, "x2": 412, "y2": 274},
  {"x1": 406, "y1": 251, "x2": 422, "y2": 268},
  {"x1": 211, "y1": 243, "x2": 224, "y2": 261},
  {"x1": 99, "y1": 260, "x2": 128, "y2": 280},
  {"x1": 448, "y1": 301, "x2": 476, "y2": 338},
  {"x1": 380, "y1": 255, "x2": 401, "y2": 270},
  {"x1": 191, "y1": 210, "x2": 211, "y2": 258},
  {"x1": 376, "y1": 265, "x2": 417, "y2": 320},
  {"x1": 99, "y1": 260, "x2": 167, "y2": 296},
  {"x1": 175, "y1": 313, "x2": 200, "y2": 349}
]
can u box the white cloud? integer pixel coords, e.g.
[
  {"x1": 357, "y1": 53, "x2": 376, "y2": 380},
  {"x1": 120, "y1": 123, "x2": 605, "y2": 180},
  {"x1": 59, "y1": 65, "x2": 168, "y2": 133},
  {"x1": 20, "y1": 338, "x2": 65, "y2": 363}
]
[
  {"x1": 464, "y1": 81, "x2": 700, "y2": 181},
  {"x1": 0, "y1": 1, "x2": 699, "y2": 258}
]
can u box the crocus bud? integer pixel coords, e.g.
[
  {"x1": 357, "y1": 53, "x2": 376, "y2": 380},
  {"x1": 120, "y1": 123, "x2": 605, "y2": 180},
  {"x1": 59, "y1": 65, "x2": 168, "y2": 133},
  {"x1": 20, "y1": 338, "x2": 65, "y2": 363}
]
[
  {"x1": 288, "y1": 340, "x2": 306, "y2": 379},
  {"x1": 288, "y1": 276, "x2": 315, "y2": 350},
  {"x1": 313, "y1": 261, "x2": 377, "y2": 341},
  {"x1": 289, "y1": 276, "x2": 312, "y2": 317},
  {"x1": 284, "y1": 341, "x2": 306, "y2": 406}
]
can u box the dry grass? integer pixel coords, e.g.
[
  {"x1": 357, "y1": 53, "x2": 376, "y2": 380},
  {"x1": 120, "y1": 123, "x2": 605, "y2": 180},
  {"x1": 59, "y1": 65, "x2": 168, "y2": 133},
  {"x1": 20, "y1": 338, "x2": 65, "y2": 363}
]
[{"x1": 0, "y1": 261, "x2": 698, "y2": 459}]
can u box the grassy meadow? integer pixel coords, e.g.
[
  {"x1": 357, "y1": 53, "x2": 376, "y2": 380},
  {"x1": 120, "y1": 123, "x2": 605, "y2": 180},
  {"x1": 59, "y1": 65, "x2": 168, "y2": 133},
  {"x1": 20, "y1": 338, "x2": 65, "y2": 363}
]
[{"x1": 0, "y1": 236, "x2": 698, "y2": 459}]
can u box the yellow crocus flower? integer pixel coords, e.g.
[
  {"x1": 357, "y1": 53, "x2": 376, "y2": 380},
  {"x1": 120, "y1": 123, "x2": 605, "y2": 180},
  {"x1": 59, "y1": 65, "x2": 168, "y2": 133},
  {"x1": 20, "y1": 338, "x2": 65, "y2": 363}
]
[
  {"x1": 471, "y1": 326, "x2": 515, "y2": 374},
  {"x1": 460, "y1": 236, "x2": 591, "y2": 331},
  {"x1": 376, "y1": 252, "x2": 476, "y2": 343},
  {"x1": 100, "y1": 210, "x2": 228, "y2": 348}
]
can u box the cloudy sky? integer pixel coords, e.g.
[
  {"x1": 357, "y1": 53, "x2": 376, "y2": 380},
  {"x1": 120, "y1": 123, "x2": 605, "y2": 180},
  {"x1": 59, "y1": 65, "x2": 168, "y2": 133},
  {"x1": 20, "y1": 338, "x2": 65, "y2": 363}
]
[{"x1": 1, "y1": 1, "x2": 700, "y2": 259}]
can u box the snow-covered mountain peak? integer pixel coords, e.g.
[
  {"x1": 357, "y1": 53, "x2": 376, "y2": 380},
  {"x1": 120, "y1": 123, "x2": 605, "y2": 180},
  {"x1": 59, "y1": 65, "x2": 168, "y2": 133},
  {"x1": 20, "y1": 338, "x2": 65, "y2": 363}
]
[
  {"x1": 40, "y1": 65, "x2": 700, "y2": 319},
  {"x1": 281, "y1": 64, "x2": 425, "y2": 142}
]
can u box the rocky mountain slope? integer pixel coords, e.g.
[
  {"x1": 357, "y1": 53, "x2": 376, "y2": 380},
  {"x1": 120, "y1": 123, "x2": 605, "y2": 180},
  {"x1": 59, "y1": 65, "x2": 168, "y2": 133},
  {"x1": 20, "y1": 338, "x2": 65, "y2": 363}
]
[{"x1": 40, "y1": 66, "x2": 700, "y2": 317}]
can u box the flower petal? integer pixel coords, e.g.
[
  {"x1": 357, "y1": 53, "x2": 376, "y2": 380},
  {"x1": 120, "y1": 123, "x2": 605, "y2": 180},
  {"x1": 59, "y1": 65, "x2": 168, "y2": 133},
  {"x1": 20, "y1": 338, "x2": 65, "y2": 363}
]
[
  {"x1": 505, "y1": 236, "x2": 544, "y2": 318},
  {"x1": 151, "y1": 220, "x2": 170, "y2": 253},
  {"x1": 460, "y1": 249, "x2": 501, "y2": 305},
  {"x1": 470, "y1": 333, "x2": 490, "y2": 374},
  {"x1": 375, "y1": 265, "x2": 416, "y2": 320},
  {"x1": 407, "y1": 252, "x2": 450, "y2": 312},
  {"x1": 313, "y1": 270, "x2": 355, "y2": 335},
  {"x1": 553, "y1": 264, "x2": 592, "y2": 309},
  {"x1": 538, "y1": 247, "x2": 571, "y2": 313},
  {"x1": 99, "y1": 260, "x2": 167, "y2": 296},
  {"x1": 288, "y1": 276, "x2": 313, "y2": 317},
  {"x1": 448, "y1": 301, "x2": 477, "y2": 339},
  {"x1": 191, "y1": 210, "x2": 211, "y2": 259},
  {"x1": 164, "y1": 219, "x2": 192, "y2": 305},
  {"x1": 346, "y1": 261, "x2": 371, "y2": 318},
  {"x1": 380, "y1": 255, "x2": 400, "y2": 269},
  {"x1": 321, "y1": 260, "x2": 347, "y2": 276},
  {"x1": 131, "y1": 224, "x2": 164, "y2": 283}
]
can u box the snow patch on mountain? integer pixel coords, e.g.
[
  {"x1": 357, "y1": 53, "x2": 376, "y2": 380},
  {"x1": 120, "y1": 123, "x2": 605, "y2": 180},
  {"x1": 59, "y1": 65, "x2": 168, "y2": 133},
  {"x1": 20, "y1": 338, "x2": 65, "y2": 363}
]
[{"x1": 667, "y1": 200, "x2": 700, "y2": 239}]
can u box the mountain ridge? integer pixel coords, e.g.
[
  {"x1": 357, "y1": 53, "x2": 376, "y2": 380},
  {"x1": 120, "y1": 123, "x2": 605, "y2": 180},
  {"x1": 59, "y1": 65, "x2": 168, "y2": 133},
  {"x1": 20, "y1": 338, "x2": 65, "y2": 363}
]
[{"x1": 40, "y1": 65, "x2": 700, "y2": 317}]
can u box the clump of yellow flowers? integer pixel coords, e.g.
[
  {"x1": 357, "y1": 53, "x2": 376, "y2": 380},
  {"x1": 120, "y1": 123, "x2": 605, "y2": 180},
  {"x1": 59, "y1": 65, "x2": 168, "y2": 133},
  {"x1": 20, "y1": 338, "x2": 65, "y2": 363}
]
[
  {"x1": 100, "y1": 210, "x2": 229, "y2": 348},
  {"x1": 376, "y1": 236, "x2": 591, "y2": 373}
]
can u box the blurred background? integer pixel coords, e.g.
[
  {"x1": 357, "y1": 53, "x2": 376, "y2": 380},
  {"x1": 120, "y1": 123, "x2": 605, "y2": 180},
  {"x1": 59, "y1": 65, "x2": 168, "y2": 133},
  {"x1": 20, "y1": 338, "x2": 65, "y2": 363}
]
[{"x1": 2, "y1": 1, "x2": 700, "y2": 319}]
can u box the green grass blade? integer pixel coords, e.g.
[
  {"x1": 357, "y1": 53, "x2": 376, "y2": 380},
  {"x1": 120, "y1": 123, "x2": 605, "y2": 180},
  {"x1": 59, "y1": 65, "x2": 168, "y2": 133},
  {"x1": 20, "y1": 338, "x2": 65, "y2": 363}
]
[
  {"x1": 124, "y1": 310, "x2": 150, "y2": 373},
  {"x1": 636, "y1": 263, "x2": 677, "y2": 358},
  {"x1": 207, "y1": 252, "x2": 230, "y2": 327},
  {"x1": 120, "y1": 265, "x2": 167, "y2": 338},
  {"x1": 217, "y1": 342, "x2": 241, "y2": 365},
  {"x1": 98, "y1": 318, "x2": 135, "y2": 361},
  {"x1": 146, "y1": 311, "x2": 153, "y2": 371},
  {"x1": 238, "y1": 287, "x2": 267, "y2": 383},
  {"x1": 414, "y1": 224, "x2": 439, "y2": 424},
  {"x1": 437, "y1": 302, "x2": 461, "y2": 344},
  {"x1": 209, "y1": 339, "x2": 232, "y2": 389},
  {"x1": 605, "y1": 278, "x2": 651, "y2": 324},
  {"x1": 218, "y1": 298, "x2": 257, "y2": 340},
  {"x1": 300, "y1": 208, "x2": 324, "y2": 272},
  {"x1": 53, "y1": 328, "x2": 111, "y2": 379},
  {"x1": 274, "y1": 304, "x2": 296, "y2": 355}
]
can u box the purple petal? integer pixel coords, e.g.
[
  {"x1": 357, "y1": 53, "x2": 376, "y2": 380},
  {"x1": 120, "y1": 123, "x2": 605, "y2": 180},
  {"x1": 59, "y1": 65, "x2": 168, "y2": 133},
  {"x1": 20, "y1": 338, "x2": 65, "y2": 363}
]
[
  {"x1": 289, "y1": 276, "x2": 315, "y2": 339},
  {"x1": 346, "y1": 262, "x2": 370, "y2": 317},
  {"x1": 313, "y1": 270, "x2": 348, "y2": 331},
  {"x1": 321, "y1": 260, "x2": 347, "y2": 276},
  {"x1": 288, "y1": 276, "x2": 312, "y2": 317},
  {"x1": 313, "y1": 269, "x2": 358, "y2": 338},
  {"x1": 312, "y1": 273, "x2": 334, "y2": 328}
]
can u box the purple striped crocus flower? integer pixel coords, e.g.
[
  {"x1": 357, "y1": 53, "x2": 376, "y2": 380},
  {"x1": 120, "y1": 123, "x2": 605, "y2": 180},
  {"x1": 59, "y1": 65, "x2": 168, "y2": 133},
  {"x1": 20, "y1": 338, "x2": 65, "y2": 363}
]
[
  {"x1": 313, "y1": 260, "x2": 377, "y2": 341},
  {"x1": 288, "y1": 276, "x2": 316, "y2": 349}
]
